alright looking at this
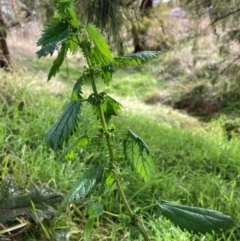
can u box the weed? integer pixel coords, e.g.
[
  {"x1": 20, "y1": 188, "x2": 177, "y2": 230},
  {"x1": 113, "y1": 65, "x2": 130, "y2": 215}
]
[{"x1": 35, "y1": 1, "x2": 235, "y2": 240}]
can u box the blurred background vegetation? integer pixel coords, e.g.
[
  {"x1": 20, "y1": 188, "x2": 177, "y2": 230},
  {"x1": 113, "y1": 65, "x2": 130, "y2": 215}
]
[
  {"x1": 1, "y1": 0, "x2": 240, "y2": 120},
  {"x1": 1, "y1": 0, "x2": 240, "y2": 240}
]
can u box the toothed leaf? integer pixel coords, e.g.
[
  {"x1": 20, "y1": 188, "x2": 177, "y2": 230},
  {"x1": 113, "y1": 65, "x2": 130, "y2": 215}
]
[
  {"x1": 93, "y1": 95, "x2": 121, "y2": 122},
  {"x1": 87, "y1": 202, "x2": 103, "y2": 219},
  {"x1": 59, "y1": 136, "x2": 91, "y2": 161},
  {"x1": 71, "y1": 77, "x2": 83, "y2": 100},
  {"x1": 36, "y1": 20, "x2": 69, "y2": 58},
  {"x1": 159, "y1": 200, "x2": 235, "y2": 234},
  {"x1": 102, "y1": 95, "x2": 121, "y2": 122},
  {"x1": 85, "y1": 202, "x2": 103, "y2": 238},
  {"x1": 130, "y1": 225, "x2": 141, "y2": 240},
  {"x1": 56, "y1": 166, "x2": 104, "y2": 216},
  {"x1": 46, "y1": 100, "x2": 82, "y2": 150},
  {"x1": 58, "y1": 1, "x2": 79, "y2": 28},
  {"x1": 101, "y1": 64, "x2": 114, "y2": 84},
  {"x1": 124, "y1": 128, "x2": 154, "y2": 182},
  {"x1": 86, "y1": 24, "x2": 114, "y2": 65},
  {"x1": 48, "y1": 42, "x2": 68, "y2": 80},
  {"x1": 127, "y1": 128, "x2": 151, "y2": 155},
  {"x1": 114, "y1": 51, "x2": 164, "y2": 67}
]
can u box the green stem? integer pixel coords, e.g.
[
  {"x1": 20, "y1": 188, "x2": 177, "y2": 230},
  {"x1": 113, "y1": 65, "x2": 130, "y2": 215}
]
[
  {"x1": 85, "y1": 56, "x2": 115, "y2": 162},
  {"x1": 115, "y1": 177, "x2": 134, "y2": 217},
  {"x1": 115, "y1": 177, "x2": 150, "y2": 241},
  {"x1": 85, "y1": 55, "x2": 150, "y2": 241},
  {"x1": 103, "y1": 211, "x2": 119, "y2": 218}
]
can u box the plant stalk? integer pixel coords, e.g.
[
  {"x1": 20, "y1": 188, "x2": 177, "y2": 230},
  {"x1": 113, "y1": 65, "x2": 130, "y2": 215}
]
[
  {"x1": 85, "y1": 56, "x2": 115, "y2": 162},
  {"x1": 85, "y1": 55, "x2": 150, "y2": 241},
  {"x1": 115, "y1": 177, "x2": 150, "y2": 241}
]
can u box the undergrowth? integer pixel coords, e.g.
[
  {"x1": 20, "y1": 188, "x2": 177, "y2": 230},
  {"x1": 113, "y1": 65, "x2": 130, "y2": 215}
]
[{"x1": 1, "y1": 67, "x2": 240, "y2": 240}]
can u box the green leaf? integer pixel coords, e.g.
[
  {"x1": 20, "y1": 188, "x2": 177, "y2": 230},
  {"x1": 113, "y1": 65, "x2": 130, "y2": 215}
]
[
  {"x1": 159, "y1": 200, "x2": 235, "y2": 234},
  {"x1": 102, "y1": 95, "x2": 121, "y2": 122},
  {"x1": 114, "y1": 51, "x2": 164, "y2": 67},
  {"x1": 101, "y1": 64, "x2": 114, "y2": 84},
  {"x1": 56, "y1": 166, "x2": 104, "y2": 217},
  {"x1": 59, "y1": 136, "x2": 91, "y2": 161},
  {"x1": 68, "y1": 35, "x2": 79, "y2": 53},
  {"x1": 127, "y1": 128, "x2": 151, "y2": 155},
  {"x1": 87, "y1": 202, "x2": 103, "y2": 219},
  {"x1": 85, "y1": 202, "x2": 103, "y2": 238},
  {"x1": 65, "y1": 149, "x2": 75, "y2": 160},
  {"x1": 46, "y1": 100, "x2": 82, "y2": 150},
  {"x1": 48, "y1": 42, "x2": 68, "y2": 80},
  {"x1": 64, "y1": 4, "x2": 79, "y2": 28},
  {"x1": 92, "y1": 95, "x2": 121, "y2": 122},
  {"x1": 105, "y1": 172, "x2": 115, "y2": 186},
  {"x1": 36, "y1": 20, "x2": 69, "y2": 58},
  {"x1": 58, "y1": 0, "x2": 79, "y2": 29},
  {"x1": 85, "y1": 218, "x2": 95, "y2": 239},
  {"x1": 86, "y1": 24, "x2": 114, "y2": 65},
  {"x1": 129, "y1": 225, "x2": 141, "y2": 240},
  {"x1": 71, "y1": 77, "x2": 83, "y2": 100},
  {"x1": 129, "y1": 144, "x2": 154, "y2": 183},
  {"x1": 124, "y1": 128, "x2": 154, "y2": 182}
]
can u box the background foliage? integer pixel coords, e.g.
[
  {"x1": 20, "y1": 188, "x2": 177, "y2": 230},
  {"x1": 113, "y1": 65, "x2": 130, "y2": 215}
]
[{"x1": 1, "y1": 0, "x2": 240, "y2": 240}]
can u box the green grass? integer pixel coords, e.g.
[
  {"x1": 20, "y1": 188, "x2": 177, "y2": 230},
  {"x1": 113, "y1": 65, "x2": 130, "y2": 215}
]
[
  {"x1": 1, "y1": 59, "x2": 240, "y2": 240},
  {"x1": 19, "y1": 53, "x2": 163, "y2": 100}
]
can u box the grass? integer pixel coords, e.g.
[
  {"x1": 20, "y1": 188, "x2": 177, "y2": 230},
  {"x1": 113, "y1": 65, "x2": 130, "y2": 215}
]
[
  {"x1": 1, "y1": 61, "x2": 240, "y2": 240},
  {"x1": 2, "y1": 24, "x2": 240, "y2": 239}
]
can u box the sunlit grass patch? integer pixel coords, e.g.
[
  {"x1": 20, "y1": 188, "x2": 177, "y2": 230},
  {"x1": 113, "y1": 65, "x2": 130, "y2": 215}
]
[{"x1": 1, "y1": 65, "x2": 240, "y2": 240}]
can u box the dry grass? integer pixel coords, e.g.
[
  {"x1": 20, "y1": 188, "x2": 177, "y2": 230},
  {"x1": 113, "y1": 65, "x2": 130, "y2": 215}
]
[{"x1": 6, "y1": 23, "x2": 70, "y2": 92}]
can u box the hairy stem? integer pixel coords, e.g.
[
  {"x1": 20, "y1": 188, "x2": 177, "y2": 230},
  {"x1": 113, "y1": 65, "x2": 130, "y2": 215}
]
[
  {"x1": 85, "y1": 55, "x2": 150, "y2": 241},
  {"x1": 85, "y1": 56, "x2": 115, "y2": 162},
  {"x1": 115, "y1": 177, "x2": 150, "y2": 241}
]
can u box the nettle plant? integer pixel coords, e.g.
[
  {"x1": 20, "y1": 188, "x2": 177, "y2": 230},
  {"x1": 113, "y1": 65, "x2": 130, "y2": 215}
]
[{"x1": 36, "y1": 1, "x2": 235, "y2": 240}]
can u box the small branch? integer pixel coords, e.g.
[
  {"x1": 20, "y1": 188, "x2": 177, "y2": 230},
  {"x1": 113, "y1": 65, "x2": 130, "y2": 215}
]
[
  {"x1": 210, "y1": 8, "x2": 240, "y2": 26},
  {"x1": 220, "y1": 55, "x2": 240, "y2": 75}
]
